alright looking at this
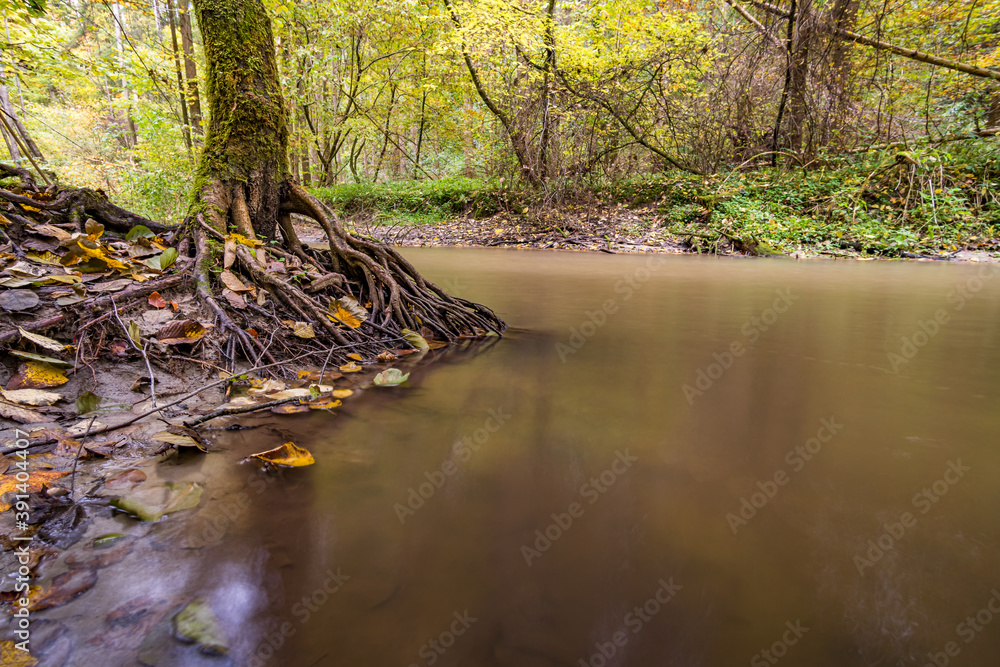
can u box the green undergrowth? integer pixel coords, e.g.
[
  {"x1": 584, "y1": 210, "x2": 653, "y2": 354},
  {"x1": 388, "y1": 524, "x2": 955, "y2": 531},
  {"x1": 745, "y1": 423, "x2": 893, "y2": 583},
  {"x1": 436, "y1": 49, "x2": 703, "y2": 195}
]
[
  {"x1": 311, "y1": 177, "x2": 515, "y2": 220},
  {"x1": 310, "y1": 140, "x2": 1000, "y2": 257}
]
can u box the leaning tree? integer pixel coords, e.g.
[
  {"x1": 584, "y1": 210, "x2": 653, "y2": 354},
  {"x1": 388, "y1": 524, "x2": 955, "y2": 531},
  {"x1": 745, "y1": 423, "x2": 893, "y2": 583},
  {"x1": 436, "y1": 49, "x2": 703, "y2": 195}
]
[{"x1": 0, "y1": 0, "x2": 503, "y2": 371}]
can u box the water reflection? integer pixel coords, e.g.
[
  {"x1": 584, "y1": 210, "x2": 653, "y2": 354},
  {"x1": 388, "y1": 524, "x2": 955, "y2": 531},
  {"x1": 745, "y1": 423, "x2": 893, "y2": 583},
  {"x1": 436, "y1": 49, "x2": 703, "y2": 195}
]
[{"x1": 68, "y1": 250, "x2": 1000, "y2": 666}]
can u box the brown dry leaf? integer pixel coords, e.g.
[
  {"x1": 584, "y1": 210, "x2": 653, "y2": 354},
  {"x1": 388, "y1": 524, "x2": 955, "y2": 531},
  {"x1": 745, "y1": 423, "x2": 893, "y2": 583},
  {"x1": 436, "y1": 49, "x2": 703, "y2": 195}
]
[
  {"x1": 7, "y1": 362, "x2": 69, "y2": 390},
  {"x1": 242, "y1": 442, "x2": 315, "y2": 467},
  {"x1": 0, "y1": 470, "x2": 69, "y2": 511},
  {"x1": 151, "y1": 426, "x2": 210, "y2": 453},
  {"x1": 105, "y1": 469, "x2": 147, "y2": 490},
  {"x1": 391, "y1": 349, "x2": 419, "y2": 357},
  {"x1": 376, "y1": 351, "x2": 397, "y2": 362},
  {"x1": 222, "y1": 289, "x2": 246, "y2": 310},
  {"x1": 223, "y1": 238, "x2": 236, "y2": 269},
  {"x1": 157, "y1": 319, "x2": 209, "y2": 345},
  {"x1": 147, "y1": 291, "x2": 167, "y2": 308},
  {"x1": 339, "y1": 361, "x2": 362, "y2": 373},
  {"x1": 219, "y1": 270, "x2": 249, "y2": 292},
  {"x1": 296, "y1": 369, "x2": 341, "y2": 383},
  {"x1": 427, "y1": 340, "x2": 448, "y2": 350},
  {"x1": 28, "y1": 567, "x2": 99, "y2": 612},
  {"x1": 0, "y1": 454, "x2": 9, "y2": 475}
]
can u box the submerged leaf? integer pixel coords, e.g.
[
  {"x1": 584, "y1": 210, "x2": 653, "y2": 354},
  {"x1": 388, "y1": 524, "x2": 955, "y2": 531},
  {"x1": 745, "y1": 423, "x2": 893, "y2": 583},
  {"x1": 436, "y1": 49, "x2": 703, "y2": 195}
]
[
  {"x1": 243, "y1": 441, "x2": 315, "y2": 468},
  {"x1": 173, "y1": 599, "x2": 229, "y2": 656},
  {"x1": 151, "y1": 426, "x2": 210, "y2": 452},
  {"x1": 111, "y1": 482, "x2": 202, "y2": 522},
  {"x1": 373, "y1": 368, "x2": 410, "y2": 387}
]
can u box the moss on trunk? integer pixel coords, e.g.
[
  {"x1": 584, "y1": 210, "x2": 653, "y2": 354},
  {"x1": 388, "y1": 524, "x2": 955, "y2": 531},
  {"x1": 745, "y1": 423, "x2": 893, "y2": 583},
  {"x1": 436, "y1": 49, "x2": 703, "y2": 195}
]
[{"x1": 192, "y1": 0, "x2": 288, "y2": 240}]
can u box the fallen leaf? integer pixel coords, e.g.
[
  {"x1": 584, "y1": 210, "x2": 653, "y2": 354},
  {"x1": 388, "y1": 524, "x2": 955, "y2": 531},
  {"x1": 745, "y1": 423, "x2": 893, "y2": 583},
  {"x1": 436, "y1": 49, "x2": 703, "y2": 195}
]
[
  {"x1": 29, "y1": 567, "x2": 98, "y2": 612},
  {"x1": 147, "y1": 291, "x2": 167, "y2": 308},
  {"x1": 151, "y1": 427, "x2": 209, "y2": 453},
  {"x1": 85, "y1": 219, "x2": 105, "y2": 239},
  {"x1": 0, "y1": 398, "x2": 45, "y2": 423},
  {"x1": 17, "y1": 328, "x2": 69, "y2": 352},
  {"x1": 128, "y1": 321, "x2": 141, "y2": 347},
  {"x1": 0, "y1": 470, "x2": 69, "y2": 511},
  {"x1": 296, "y1": 369, "x2": 342, "y2": 383},
  {"x1": 76, "y1": 391, "x2": 102, "y2": 414},
  {"x1": 157, "y1": 319, "x2": 209, "y2": 345},
  {"x1": 328, "y1": 301, "x2": 364, "y2": 328},
  {"x1": 145, "y1": 248, "x2": 178, "y2": 271},
  {"x1": 223, "y1": 289, "x2": 246, "y2": 309},
  {"x1": 242, "y1": 441, "x2": 315, "y2": 467},
  {"x1": 0, "y1": 289, "x2": 39, "y2": 311},
  {"x1": 307, "y1": 397, "x2": 342, "y2": 410},
  {"x1": 291, "y1": 322, "x2": 315, "y2": 339},
  {"x1": 339, "y1": 361, "x2": 362, "y2": 373},
  {"x1": 219, "y1": 270, "x2": 249, "y2": 292},
  {"x1": 7, "y1": 350, "x2": 73, "y2": 367},
  {"x1": 376, "y1": 351, "x2": 396, "y2": 362},
  {"x1": 126, "y1": 225, "x2": 154, "y2": 241},
  {"x1": 271, "y1": 403, "x2": 310, "y2": 414},
  {"x1": 0, "y1": 387, "x2": 63, "y2": 406},
  {"x1": 331, "y1": 389, "x2": 353, "y2": 399},
  {"x1": 89, "y1": 278, "x2": 132, "y2": 292},
  {"x1": 401, "y1": 328, "x2": 429, "y2": 352},
  {"x1": 0, "y1": 455, "x2": 8, "y2": 475},
  {"x1": 56, "y1": 294, "x2": 86, "y2": 306},
  {"x1": 104, "y1": 469, "x2": 146, "y2": 490},
  {"x1": 7, "y1": 362, "x2": 69, "y2": 389},
  {"x1": 346, "y1": 353, "x2": 362, "y2": 361},
  {"x1": 260, "y1": 388, "x2": 313, "y2": 401},
  {"x1": 173, "y1": 599, "x2": 229, "y2": 656},
  {"x1": 111, "y1": 482, "x2": 202, "y2": 522},
  {"x1": 0, "y1": 639, "x2": 37, "y2": 666},
  {"x1": 373, "y1": 368, "x2": 410, "y2": 387}
]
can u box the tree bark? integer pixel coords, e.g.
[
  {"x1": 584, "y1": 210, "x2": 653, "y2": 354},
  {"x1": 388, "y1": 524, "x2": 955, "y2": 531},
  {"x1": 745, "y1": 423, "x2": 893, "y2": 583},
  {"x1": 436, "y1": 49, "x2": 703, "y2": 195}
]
[
  {"x1": 192, "y1": 0, "x2": 288, "y2": 241},
  {"x1": 179, "y1": 2, "x2": 204, "y2": 135}
]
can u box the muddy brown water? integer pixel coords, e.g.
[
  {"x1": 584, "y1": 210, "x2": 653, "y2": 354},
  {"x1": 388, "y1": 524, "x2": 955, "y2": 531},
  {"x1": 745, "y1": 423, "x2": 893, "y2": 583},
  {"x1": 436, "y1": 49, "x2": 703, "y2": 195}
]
[{"x1": 20, "y1": 249, "x2": 1000, "y2": 666}]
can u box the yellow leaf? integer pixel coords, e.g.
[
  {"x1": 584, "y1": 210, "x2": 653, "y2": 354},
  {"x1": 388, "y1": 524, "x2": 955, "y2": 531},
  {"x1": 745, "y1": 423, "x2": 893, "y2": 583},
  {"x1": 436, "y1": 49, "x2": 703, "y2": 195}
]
[
  {"x1": 339, "y1": 361, "x2": 362, "y2": 373},
  {"x1": 328, "y1": 296, "x2": 368, "y2": 328},
  {"x1": 18, "y1": 328, "x2": 69, "y2": 352},
  {"x1": 0, "y1": 387, "x2": 63, "y2": 406},
  {"x1": 0, "y1": 470, "x2": 69, "y2": 511},
  {"x1": 291, "y1": 322, "x2": 315, "y2": 339},
  {"x1": 0, "y1": 640, "x2": 38, "y2": 666},
  {"x1": 331, "y1": 389, "x2": 353, "y2": 398},
  {"x1": 346, "y1": 353, "x2": 362, "y2": 361},
  {"x1": 243, "y1": 442, "x2": 314, "y2": 467},
  {"x1": 8, "y1": 362, "x2": 69, "y2": 389},
  {"x1": 227, "y1": 233, "x2": 263, "y2": 248}
]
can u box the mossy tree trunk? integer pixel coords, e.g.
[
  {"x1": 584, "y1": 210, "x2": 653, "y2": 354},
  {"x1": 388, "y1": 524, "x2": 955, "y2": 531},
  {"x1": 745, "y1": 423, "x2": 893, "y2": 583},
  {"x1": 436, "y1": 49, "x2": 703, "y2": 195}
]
[{"x1": 192, "y1": 0, "x2": 287, "y2": 241}]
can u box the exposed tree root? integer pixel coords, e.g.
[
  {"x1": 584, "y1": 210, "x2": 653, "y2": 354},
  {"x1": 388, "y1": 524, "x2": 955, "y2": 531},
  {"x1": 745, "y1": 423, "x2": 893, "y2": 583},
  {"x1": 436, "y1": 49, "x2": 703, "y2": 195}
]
[{"x1": 0, "y1": 164, "x2": 506, "y2": 392}]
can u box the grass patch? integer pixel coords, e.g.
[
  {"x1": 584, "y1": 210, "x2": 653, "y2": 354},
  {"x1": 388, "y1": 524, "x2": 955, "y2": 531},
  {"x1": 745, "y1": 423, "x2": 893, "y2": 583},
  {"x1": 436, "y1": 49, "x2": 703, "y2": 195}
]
[{"x1": 311, "y1": 177, "x2": 515, "y2": 220}]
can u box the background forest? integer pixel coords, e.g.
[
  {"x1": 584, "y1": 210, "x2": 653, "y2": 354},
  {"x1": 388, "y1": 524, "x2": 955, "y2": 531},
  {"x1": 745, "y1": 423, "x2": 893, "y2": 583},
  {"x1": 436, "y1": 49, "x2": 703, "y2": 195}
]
[{"x1": 2, "y1": 0, "x2": 999, "y2": 254}]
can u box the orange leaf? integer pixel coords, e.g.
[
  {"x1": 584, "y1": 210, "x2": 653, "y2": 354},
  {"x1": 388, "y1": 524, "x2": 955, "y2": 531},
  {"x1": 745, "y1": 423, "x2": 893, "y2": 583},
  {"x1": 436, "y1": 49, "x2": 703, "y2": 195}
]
[{"x1": 148, "y1": 292, "x2": 167, "y2": 309}]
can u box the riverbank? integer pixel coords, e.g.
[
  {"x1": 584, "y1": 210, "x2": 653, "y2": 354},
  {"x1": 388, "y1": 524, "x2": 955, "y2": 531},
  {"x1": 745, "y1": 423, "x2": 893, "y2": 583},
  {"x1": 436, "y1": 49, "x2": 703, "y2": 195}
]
[{"x1": 312, "y1": 141, "x2": 1000, "y2": 261}]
